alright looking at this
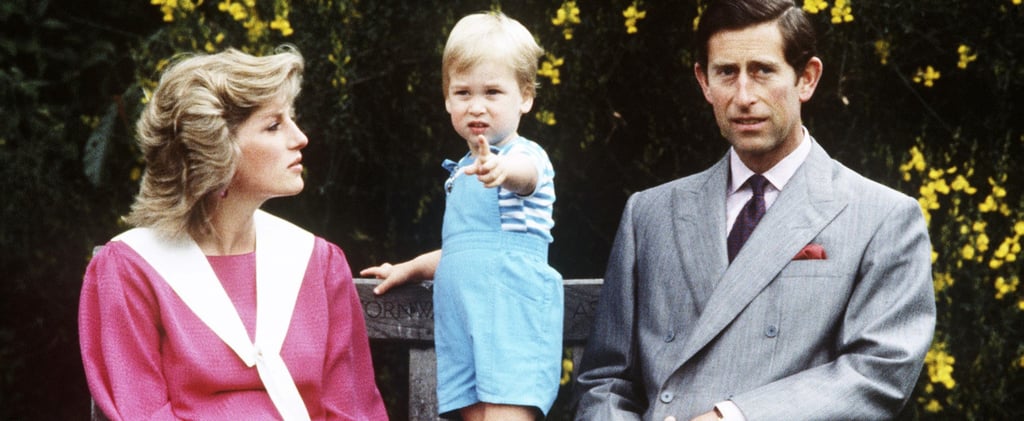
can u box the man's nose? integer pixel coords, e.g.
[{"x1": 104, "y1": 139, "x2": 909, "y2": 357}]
[{"x1": 735, "y1": 75, "x2": 757, "y2": 106}]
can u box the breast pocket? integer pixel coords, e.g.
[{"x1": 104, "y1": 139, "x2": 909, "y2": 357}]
[{"x1": 777, "y1": 259, "x2": 840, "y2": 278}]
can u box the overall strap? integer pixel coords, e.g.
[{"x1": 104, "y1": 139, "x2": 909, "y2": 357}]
[{"x1": 115, "y1": 210, "x2": 314, "y2": 421}]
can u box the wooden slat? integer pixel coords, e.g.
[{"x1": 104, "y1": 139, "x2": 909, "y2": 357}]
[
  {"x1": 408, "y1": 347, "x2": 440, "y2": 421},
  {"x1": 354, "y1": 278, "x2": 603, "y2": 343}
]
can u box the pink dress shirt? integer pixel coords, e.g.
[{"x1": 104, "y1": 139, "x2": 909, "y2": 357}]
[{"x1": 79, "y1": 237, "x2": 388, "y2": 420}]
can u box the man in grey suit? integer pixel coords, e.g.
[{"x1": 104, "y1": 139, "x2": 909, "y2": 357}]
[{"x1": 573, "y1": 0, "x2": 936, "y2": 420}]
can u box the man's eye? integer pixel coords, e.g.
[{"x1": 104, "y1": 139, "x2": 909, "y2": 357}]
[
  {"x1": 268, "y1": 122, "x2": 281, "y2": 131},
  {"x1": 486, "y1": 89, "x2": 502, "y2": 95}
]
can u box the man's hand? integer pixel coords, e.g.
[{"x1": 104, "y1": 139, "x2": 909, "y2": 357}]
[{"x1": 690, "y1": 409, "x2": 722, "y2": 421}]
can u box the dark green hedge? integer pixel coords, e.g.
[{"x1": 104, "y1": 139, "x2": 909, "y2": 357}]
[{"x1": 2, "y1": 0, "x2": 1021, "y2": 419}]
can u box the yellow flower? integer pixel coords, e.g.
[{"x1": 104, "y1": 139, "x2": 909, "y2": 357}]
[
  {"x1": 874, "y1": 39, "x2": 891, "y2": 65},
  {"x1": 950, "y1": 175, "x2": 977, "y2": 194},
  {"x1": 913, "y1": 66, "x2": 941, "y2": 88},
  {"x1": 924, "y1": 345, "x2": 956, "y2": 389},
  {"x1": 270, "y1": 16, "x2": 294, "y2": 36},
  {"x1": 535, "y1": 110, "x2": 557, "y2": 126},
  {"x1": 961, "y1": 244, "x2": 975, "y2": 260},
  {"x1": 992, "y1": 184, "x2": 1007, "y2": 198},
  {"x1": 977, "y1": 233, "x2": 990, "y2": 252},
  {"x1": 995, "y1": 276, "x2": 1018, "y2": 300},
  {"x1": 972, "y1": 220, "x2": 987, "y2": 232},
  {"x1": 552, "y1": 1, "x2": 582, "y2": 40},
  {"x1": 623, "y1": 3, "x2": 647, "y2": 34},
  {"x1": 979, "y1": 195, "x2": 998, "y2": 212},
  {"x1": 957, "y1": 44, "x2": 978, "y2": 69},
  {"x1": 924, "y1": 399, "x2": 943, "y2": 413},
  {"x1": 560, "y1": 357, "x2": 574, "y2": 385},
  {"x1": 933, "y1": 272, "x2": 954, "y2": 293},
  {"x1": 830, "y1": 0, "x2": 854, "y2": 24},
  {"x1": 803, "y1": 0, "x2": 829, "y2": 14},
  {"x1": 693, "y1": 3, "x2": 706, "y2": 32},
  {"x1": 152, "y1": 0, "x2": 176, "y2": 22},
  {"x1": 538, "y1": 54, "x2": 564, "y2": 85}
]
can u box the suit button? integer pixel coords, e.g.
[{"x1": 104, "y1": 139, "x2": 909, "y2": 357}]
[
  {"x1": 765, "y1": 325, "x2": 779, "y2": 338},
  {"x1": 664, "y1": 331, "x2": 675, "y2": 342},
  {"x1": 660, "y1": 391, "x2": 674, "y2": 403}
]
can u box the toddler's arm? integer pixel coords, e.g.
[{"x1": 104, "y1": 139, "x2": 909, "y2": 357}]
[
  {"x1": 360, "y1": 249, "x2": 441, "y2": 295},
  {"x1": 463, "y1": 135, "x2": 538, "y2": 195}
]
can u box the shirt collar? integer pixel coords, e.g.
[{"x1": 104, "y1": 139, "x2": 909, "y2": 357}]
[{"x1": 729, "y1": 126, "x2": 812, "y2": 194}]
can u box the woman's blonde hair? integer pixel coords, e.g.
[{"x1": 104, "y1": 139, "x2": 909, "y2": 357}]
[
  {"x1": 442, "y1": 12, "x2": 544, "y2": 98},
  {"x1": 125, "y1": 45, "x2": 304, "y2": 239}
]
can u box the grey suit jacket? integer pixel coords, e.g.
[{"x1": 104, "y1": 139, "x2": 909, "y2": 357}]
[{"x1": 574, "y1": 141, "x2": 935, "y2": 421}]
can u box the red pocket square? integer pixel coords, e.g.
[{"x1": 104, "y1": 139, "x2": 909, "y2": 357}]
[{"x1": 793, "y1": 243, "x2": 827, "y2": 260}]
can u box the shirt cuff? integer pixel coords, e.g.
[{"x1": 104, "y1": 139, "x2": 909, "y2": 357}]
[{"x1": 714, "y1": 400, "x2": 747, "y2": 421}]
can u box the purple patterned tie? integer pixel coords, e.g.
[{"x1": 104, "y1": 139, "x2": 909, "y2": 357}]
[{"x1": 727, "y1": 174, "x2": 768, "y2": 262}]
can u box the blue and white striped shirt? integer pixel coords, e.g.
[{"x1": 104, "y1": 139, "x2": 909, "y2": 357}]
[{"x1": 443, "y1": 136, "x2": 556, "y2": 242}]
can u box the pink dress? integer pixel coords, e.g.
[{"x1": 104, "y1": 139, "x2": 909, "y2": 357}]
[{"x1": 79, "y1": 237, "x2": 388, "y2": 420}]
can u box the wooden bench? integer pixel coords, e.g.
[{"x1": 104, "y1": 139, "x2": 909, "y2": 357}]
[{"x1": 91, "y1": 278, "x2": 603, "y2": 421}]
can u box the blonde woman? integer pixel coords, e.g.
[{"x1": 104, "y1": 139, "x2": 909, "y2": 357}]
[{"x1": 79, "y1": 46, "x2": 388, "y2": 421}]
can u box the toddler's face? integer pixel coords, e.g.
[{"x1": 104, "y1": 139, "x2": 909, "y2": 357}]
[{"x1": 445, "y1": 61, "x2": 533, "y2": 149}]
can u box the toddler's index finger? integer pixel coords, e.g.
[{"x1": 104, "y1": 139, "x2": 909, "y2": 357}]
[{"x1": 475, "y1": 135, "x2": 491, "y2": 159}]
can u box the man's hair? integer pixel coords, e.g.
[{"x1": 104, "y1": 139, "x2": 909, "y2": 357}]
[
  {"x1": 126, "y1": 45, "x2": 304, "y2": 239},
  {"x1": 696, "y1": 0, "x2": 817, "y2": 76},
  {"x1": 442, "y1": 11, "x2": 544, "y2": 98}
]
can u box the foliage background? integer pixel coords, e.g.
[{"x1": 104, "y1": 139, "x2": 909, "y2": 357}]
[{"x1": 1, "y1": 0, "x2": 1021, "y2": 419}]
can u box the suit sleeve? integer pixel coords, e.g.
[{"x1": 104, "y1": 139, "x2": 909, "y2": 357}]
[
  {"x1": 573, "y1": 194, "x2": 646, "y2": 421},
  {"x1": 731, "y1": 194, "x2": 936, "y2": 420},
  {"x1": 78, "y1": 243, "x2": 178, "y2": 421}
]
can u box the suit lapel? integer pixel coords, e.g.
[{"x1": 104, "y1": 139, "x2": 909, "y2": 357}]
[
  {"x1": 672, "y1": 157, "x2": 730, "y2": 312},
  {"x1": 668, "y1": 141, "x2": 848, "y2": 373}
]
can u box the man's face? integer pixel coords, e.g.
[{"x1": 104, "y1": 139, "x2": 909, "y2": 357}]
[{"x1": 695, "y1": 21, "x2": 821, "y2": 172}]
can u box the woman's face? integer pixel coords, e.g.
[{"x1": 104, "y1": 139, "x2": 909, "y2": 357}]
[{"x1": 231, "y1": 96, "x2": 308, "y2": 201}]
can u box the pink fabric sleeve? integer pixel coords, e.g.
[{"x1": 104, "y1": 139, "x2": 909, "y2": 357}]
[
  {"x1": 79, "y1": 242, "x2": 178, "y2": 421},
  {"x1": 319, "y1": 242, "x2": 389, "y2": 420}
]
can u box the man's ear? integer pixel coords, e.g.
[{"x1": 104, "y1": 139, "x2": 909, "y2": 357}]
[
  {"x1": 694, "y1": 63, "x2": 713, "y2": 103},
  {"x1": 798, "y1": 57, "x2": 823, "y2": 103}
]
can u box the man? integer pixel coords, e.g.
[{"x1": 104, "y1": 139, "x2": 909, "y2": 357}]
[{"x1": 573, "y1": 1, "x2": 936, "y2": 420}]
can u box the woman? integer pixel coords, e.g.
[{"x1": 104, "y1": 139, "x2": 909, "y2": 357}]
[{"x1": 79, "y1": 46, "x2": 388, "y2": 420}]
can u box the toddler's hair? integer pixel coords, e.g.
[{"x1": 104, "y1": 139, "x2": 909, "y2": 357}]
[{"x1": 442, "y1": 12, "x2": 544, "y2": 98}]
